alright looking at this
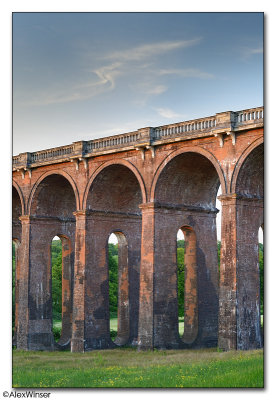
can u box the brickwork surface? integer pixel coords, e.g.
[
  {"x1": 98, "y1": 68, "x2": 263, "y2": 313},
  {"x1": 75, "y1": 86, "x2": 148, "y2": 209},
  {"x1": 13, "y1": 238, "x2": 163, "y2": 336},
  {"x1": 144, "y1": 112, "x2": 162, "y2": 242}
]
[{"x1": 12, "y1": 107, "x2": 264, "y2": 351}]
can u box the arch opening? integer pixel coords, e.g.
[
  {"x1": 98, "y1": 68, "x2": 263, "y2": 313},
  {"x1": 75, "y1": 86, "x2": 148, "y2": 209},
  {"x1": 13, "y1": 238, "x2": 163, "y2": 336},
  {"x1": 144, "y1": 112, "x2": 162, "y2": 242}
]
[
  {"x1": 177, "y1": 226, "x2": 198, "y2": 344},
  {"x1": 51, "y1": 235, "x2": 73, "y2": 346},
  {"x1": 154, "y1": 152, "x2": 221, "y2": 209},
  {"x1": 86, "y1": 164, "x2": 142, "y2": 214},
  {"x1": 13, "y1": 186, "x2": 22, "y2": 240},
  {"x1": 30, "y1": 173, "x2": 77, "y2": 218},
  {"x1": 108, "y1": 231, "x2": 129, "y2": 346},
  {"x1": 235, "y1": 143, "x2": 264, "y2": 198}
]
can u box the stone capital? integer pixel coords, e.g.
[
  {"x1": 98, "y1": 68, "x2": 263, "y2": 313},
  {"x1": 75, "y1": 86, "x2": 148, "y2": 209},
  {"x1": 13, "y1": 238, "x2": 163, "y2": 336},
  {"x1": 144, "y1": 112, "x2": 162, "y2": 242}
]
[
  {"x1": 73, "y1": 210, "x2": 88, "y2": 218},
  {"x1": 18, "y1": 215, "x2": 31, "y2": 223},
  {"x1": 218, "y1": 193, "x2": 263, "y2": 204}
]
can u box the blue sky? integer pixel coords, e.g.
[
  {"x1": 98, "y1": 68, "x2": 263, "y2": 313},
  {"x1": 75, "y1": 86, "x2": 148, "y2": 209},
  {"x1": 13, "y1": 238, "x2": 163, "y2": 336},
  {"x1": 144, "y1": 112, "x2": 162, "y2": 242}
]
[{"x1": 13, "y1": 12, "x2": 263, "y2": 155}]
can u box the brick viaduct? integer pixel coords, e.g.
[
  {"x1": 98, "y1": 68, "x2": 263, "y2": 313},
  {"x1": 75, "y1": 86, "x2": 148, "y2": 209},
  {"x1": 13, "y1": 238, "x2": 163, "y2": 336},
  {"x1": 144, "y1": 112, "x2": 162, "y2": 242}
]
[{"x1": 12, "y1": 106, "x2": 264, "y2": 352}]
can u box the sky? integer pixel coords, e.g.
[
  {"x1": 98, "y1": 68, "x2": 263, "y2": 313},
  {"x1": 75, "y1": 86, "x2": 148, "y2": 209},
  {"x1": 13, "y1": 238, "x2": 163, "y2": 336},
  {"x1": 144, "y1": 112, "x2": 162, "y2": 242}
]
[{"x1": 13, "y1": 12, "x2": 263, "y2": 155}]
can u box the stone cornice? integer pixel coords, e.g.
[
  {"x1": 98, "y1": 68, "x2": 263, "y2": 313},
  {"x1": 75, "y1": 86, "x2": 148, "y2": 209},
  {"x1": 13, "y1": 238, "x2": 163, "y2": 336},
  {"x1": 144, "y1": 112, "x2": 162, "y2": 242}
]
[
  {"x1": 85, "y1": 209, "x2": 142, "y2": 219},
  {"x1": 218, "y1": 193, "x2": 264, "y2": 203},
  {"x1": 139, "y1": 201, "x2": 218, "y2": 214},
  {"x1": 13, "y1": 106, "x2": 263, "y2": 170},
  {"x1": 19, "y1": 215, "x2": 75, "y2": 222}
]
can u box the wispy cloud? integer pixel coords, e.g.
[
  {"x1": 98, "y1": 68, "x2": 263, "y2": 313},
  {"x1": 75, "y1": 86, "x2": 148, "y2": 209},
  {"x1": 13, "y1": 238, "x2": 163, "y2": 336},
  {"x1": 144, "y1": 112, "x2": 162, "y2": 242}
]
[
  {"x1": 20, "y1": 63, "x2": 122, "y2": 106},
  {"x1": 241, "y1": 46, "x2": 263, "y2": 60},
  {"x1": 104, "y1": 38, "x2": 202, "y2": 62},
  {"x1": 145, "y1": 85, "x2": 168, "y2": 95},
  {"x1": 20, "y1": 38, "x2": 206, "y2": 106},
  {"x1": 159, "y1": 68, "x2": 214, "y2": 79},
  {"x1": 155, "y1": 107, "x2": 183, "y2": 119}
]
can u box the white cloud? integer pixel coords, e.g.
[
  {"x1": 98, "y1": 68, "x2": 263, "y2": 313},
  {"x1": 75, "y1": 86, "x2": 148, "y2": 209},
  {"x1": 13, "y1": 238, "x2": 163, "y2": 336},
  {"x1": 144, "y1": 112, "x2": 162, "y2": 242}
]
[
  {"x1": 155, "y1": 107, "x2": 183, "y2": 119},
  {"x1": 19, "y1": 63, "x2": 122, "y2": 106},
  {"x1": 241, "y1": 46, "x2": 263, "y2": 60},
  {"x1": 159, "y1": 68, "x2": 214, "y2": 79},
  {"x1": 145, "y1": 85, "x2": 168, "y2": 95},
  {"x1": 92, "y1": 62, "x2": 122, "y2": 91},
  {"x1": 19, "y1": 38, "x2": 205, "y2": 106},
  {"x1": 104, "y1": 38, "x2": 202, "y2": 62}
]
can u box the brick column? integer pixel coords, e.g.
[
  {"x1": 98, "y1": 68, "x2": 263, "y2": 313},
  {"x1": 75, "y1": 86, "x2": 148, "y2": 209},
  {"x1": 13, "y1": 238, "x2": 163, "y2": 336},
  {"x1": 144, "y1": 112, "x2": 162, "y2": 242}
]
[
  {"x1": 182, "y1": 227, "x2": 198, "y2": 344},
  {"x1": 137, "y1": 203, "x2": 155, "y2": 350},
  {"x1": 194, "y1": 212, "x2": 219, "y2": 347},
  {"x1": 13, "y1": 240, "x2": 21, "y2": 346},
  {"x1": 218, "y1": 195, "x2": 238, "y2": 351},
  {"x1": 235, "y1": 198, "x2": 263, "y2": 350},
  {"x1": 218, "y1": 194, "x2": 263, "y2": 350},
  {"x1": 114, "y1": 234, "x2": 129, "y2": 346},
  {"x1": 71, "y1": 210, "x2": 87, "y2": 352},
  {"x1": 59, "y1": 236, "x2": 73, "y2": 345},
  {"x1": 16, "y1": 216, "x2": 31, "y2": 350}
]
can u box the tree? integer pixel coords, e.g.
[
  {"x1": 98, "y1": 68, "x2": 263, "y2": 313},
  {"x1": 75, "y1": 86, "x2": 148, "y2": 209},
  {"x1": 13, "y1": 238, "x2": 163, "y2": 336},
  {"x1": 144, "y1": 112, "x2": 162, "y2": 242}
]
[
  {"x1": 51, "y1": 240, "x2": 62, "y2": 320},
  {"x1": 108, "y1": 244, "x2": 118, "y2": 317},
  {"x1": 177, "y1": 241, "x2": 185, "y2": 317},
  {"x1": 259, "y1": 243, "x2": 264, "y2": 314}
]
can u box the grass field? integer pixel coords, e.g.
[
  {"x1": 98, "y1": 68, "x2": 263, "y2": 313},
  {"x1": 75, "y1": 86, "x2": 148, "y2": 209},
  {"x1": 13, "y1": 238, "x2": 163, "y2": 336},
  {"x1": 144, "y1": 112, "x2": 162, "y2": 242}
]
[{"x1": 12, "y1": 348, "x2": 263, "y2": 388}]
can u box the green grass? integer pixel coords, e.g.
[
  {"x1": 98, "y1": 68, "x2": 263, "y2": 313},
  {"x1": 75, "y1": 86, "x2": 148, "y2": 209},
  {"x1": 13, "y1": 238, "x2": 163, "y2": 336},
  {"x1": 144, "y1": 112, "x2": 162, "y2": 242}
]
[
  {"x1": 12, "y1": 348, "x2": 263, "y2": 388},
  {"x1": 110, "y1": 318, "x2": 117, "y2": 331}
]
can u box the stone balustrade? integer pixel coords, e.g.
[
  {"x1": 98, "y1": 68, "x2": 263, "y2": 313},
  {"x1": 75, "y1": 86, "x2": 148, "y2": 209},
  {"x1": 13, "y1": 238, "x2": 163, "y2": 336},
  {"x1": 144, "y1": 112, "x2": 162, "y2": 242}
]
[{"x1": 13, "y1": 106, "x2": 263, "y2": 170}]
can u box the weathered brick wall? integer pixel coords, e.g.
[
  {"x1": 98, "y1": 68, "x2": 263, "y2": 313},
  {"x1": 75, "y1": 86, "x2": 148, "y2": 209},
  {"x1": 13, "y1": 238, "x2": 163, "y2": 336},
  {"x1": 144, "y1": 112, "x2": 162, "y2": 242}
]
[
  {"x1": 140, "y1": 208, "x2": 218, "y2": 350},
  {"x1": 12, "y1": 109, "x2": 264, "y2": 352},
  {"x1": 84, "y1": 214, "x2": 141, "y2": 350},
  {"x1": 27, "y1": 219, "x2": 75, "y2": 350}
]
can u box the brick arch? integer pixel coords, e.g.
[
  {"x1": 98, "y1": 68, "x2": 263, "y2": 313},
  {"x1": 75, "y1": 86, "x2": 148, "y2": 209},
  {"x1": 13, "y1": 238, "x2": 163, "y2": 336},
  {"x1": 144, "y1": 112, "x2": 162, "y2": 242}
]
[
  {"x1": 82, "y1": 159, "x2": 147, "y2": 210},
  {"x1": 230, "y1": 137, "x2": 264, "y2": 195},
  {"x1": 27, "y1": 170, "x2": 80, "y2": 215},
  {"x1": 150, "y1": 146, "x2": 226, "y2": 203},
  {"x1": 12, "y1": 180, "x2": 25, "y2": 215}
]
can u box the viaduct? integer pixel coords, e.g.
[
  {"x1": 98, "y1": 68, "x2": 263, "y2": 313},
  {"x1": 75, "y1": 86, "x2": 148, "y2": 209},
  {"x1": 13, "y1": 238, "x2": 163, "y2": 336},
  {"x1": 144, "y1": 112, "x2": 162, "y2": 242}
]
[{"x1": 12, "y1": 106, "x2": 264, "y2": 352}]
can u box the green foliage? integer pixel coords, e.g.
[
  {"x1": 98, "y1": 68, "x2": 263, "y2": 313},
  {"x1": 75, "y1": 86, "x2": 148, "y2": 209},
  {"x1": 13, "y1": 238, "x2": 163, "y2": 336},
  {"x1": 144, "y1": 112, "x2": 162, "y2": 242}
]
[
  {"x1": 109, "y1": 243, "x2": 118, "y2": 257},
  {"x1": 52, "y1": 324, "x2": 61, "y2": 342},
  {"x1": 177, "y1": 242, "x2": 185, "y2": 317},
  {"x1": 51, "y1": 240, "x2": 62, "y2": 320},
  {"x1": 108, "y1": 244, "x2": 118, "y2": 317},
  {"x1": 259, "y1": 243, "x2": 264, "y2": 314},
  {"x1": 217, "y1": 241, "x2": 221, "y2": 266}
]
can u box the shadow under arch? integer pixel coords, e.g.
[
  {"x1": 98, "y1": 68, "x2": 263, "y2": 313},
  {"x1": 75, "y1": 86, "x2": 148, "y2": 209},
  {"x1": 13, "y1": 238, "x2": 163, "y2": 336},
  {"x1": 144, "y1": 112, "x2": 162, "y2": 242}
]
[
  {"x1": 150, "y1": 146, "x2": 226, "y2": 202},
  {"x1": 82, "y1": 159, "x2": 147, "y2": 210},
  {"x1": 230, "y1": 137, "x2": 264, "y2": 194},
  {"x1": 12, "y1": 180, "x2": 25, "y2": 215},
  {"x1": 27, "y1": 169, "x2": 80, "y2": 215}
]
